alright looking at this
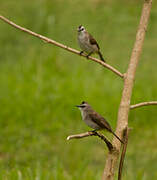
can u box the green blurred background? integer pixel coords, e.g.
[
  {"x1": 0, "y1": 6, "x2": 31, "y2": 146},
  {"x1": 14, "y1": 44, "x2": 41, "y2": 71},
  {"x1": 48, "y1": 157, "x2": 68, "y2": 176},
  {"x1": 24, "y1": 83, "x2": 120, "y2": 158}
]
[{"x1": 0, "y1": 0, "x2": 157, "y2": 179}]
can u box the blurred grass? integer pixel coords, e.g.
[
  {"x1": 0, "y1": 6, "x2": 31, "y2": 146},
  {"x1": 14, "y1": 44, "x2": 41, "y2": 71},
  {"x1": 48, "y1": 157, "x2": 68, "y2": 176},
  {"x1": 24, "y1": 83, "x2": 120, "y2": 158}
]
[{"x1": 0, "y1": 0, "x2": 157, "y2": 179}]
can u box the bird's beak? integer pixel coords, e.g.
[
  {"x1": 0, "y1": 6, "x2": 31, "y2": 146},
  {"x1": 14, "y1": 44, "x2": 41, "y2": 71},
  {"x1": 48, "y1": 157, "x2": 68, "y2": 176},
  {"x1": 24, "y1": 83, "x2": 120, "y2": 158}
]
[{"x1": 75, "y1": 105, "x2": 81, "y2": 108}]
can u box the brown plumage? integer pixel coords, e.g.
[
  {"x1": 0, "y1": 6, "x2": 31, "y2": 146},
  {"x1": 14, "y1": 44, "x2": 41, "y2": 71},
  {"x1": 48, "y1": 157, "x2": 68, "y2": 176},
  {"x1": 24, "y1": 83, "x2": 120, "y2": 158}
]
[
  {"x1": 76, "y1": 101, "x2": 123, "y2": 143},
  {"x1": 89, "y1": 33, "x2": 100, "y2": 48}
]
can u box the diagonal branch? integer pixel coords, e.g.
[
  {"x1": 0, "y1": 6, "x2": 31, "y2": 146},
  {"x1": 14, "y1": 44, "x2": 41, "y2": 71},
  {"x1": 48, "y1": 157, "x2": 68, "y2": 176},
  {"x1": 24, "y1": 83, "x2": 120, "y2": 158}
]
[
  {"x1": 67, "y1": 131, "x2": 114, "y2": 152},
  {"x1": 0, "y1": 15, "x2": 124, "y2": 78},
  {"x1": 130, "y1": 101, "x2": 157, "y2": 109}
]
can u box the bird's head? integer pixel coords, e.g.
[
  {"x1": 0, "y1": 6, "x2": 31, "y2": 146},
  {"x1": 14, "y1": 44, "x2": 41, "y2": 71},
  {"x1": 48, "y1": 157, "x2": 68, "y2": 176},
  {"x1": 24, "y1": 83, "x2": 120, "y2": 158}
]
[
  {"x1": 77, "y1": 25, "x2": 85, "y2": 33},
  {"x1": 76, "y1": 101, "x2": 90, "y2": 111}
]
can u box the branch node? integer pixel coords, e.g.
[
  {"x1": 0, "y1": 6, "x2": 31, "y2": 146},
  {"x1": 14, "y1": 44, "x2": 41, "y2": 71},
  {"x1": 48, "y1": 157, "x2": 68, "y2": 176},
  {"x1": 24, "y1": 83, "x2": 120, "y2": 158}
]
[{"x1": 123, "y1": 73, "x2": 127, "y2": 80}]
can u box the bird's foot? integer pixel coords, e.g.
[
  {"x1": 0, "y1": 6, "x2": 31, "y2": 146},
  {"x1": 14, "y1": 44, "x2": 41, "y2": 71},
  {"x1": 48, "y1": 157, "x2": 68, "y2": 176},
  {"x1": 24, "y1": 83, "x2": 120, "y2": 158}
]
[
  {"x1": 86, "y1": 52, "x2": 93, "y2": 59},
  {"x1": 89, "y1": 130, "x2": 97, "y2": 135},
  {"x1": 101, "y1": 58, "x2": 106, "y2": 62},
  {"x1": 79, "y1": 51, "x2": 84, "y2": 55}
]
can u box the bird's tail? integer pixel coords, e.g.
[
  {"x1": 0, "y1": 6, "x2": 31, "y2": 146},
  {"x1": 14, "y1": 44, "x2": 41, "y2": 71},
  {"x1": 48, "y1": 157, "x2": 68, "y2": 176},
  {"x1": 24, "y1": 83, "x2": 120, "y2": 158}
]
[
  {"x1": 111, "y1": 131, "x2": 124, "y2": 144},
  {"x1": 98, "y1": 51, "x2": 105, "y2": 62}
]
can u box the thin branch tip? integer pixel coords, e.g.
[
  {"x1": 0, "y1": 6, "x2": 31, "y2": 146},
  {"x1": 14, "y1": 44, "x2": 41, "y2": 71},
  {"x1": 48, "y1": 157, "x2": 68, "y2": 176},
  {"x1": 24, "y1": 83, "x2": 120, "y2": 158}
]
[
  {"x1": 66, "y1": 136, "x2": 70, "y2": 141},
  {"x1": 130, "y1": 101, "x2": 157, "y2": 109}
]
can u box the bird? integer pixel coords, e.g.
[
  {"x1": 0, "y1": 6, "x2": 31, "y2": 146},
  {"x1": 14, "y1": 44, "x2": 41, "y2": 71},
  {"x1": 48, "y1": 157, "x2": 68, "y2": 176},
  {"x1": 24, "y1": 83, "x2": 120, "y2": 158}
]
[
  {"x1": 77, "y1": 25, "x2": 105, "y2": 62},
  {"x1": 76, "y1": 101, "x2": 123, "y2": 143}
]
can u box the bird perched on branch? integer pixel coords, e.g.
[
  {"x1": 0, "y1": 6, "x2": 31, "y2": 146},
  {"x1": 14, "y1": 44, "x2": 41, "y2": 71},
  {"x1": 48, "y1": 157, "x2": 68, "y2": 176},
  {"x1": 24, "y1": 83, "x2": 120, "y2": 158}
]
[
  {"x1": 76, "y1": 101, "x2": 123, "y2": 143},
  {"x1": 77, "y1": 25, "x2": 105, "y2": 62}
]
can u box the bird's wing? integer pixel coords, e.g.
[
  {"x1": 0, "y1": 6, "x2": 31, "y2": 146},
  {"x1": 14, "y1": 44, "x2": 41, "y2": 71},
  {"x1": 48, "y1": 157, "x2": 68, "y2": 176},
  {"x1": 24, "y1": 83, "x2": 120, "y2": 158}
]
[
  {"x1": 89, "y1": 112, "x2": 112, "y2": 131},
  {"x1": 88, "y1": 33, "x2": 100, "y2": 49}
]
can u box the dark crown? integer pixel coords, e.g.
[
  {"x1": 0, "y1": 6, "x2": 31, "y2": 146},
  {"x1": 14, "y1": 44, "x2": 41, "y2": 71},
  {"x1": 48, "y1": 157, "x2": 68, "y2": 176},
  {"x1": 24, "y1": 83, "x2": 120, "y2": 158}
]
[{"x1": 78, "y1": 25, "x2": 83, "y2": 29}]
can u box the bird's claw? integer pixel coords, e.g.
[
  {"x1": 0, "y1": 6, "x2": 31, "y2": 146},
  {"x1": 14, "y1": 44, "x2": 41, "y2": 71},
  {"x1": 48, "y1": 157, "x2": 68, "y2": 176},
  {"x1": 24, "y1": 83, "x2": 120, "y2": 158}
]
[
  {"x1": 79, "y1": 51, "x2": 84, "y2": 55},
  {"x1": 89, "y1": 130, "x2": 97, "y2": 135}
]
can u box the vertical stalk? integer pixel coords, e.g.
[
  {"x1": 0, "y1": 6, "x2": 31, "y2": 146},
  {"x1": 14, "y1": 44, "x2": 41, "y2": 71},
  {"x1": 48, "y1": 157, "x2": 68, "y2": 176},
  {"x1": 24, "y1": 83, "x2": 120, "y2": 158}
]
[{"x1": 102, "y1": 0, "x2": 153, "y2": 179}]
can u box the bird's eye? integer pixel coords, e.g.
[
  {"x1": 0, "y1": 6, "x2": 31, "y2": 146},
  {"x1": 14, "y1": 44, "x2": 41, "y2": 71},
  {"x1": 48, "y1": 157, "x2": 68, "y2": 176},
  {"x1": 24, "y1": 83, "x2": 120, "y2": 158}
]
[{"x1": 81, "y1": 101, "x2": 87, "y2": 105}]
